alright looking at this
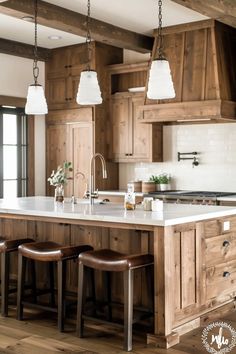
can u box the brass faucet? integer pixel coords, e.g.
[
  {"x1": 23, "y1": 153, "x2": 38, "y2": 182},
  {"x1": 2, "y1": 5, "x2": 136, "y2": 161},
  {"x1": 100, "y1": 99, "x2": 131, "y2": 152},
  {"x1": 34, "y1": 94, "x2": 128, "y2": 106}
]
[
  {"x1": 75, "y1": 171, "x2": 88, "y2": 199},
  {"x1": 89, "y1": 153, "x2": 107, "y2": 205}
]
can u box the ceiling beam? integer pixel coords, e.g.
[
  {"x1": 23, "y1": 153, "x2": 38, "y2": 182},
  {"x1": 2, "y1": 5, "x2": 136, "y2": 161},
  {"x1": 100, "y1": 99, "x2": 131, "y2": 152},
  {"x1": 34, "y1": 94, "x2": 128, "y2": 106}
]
[
  {"x1": 0, "y1": 0, "x2": 153, "y2": 53},
  {"x1": 171, "y1": 0, "x2": 236, "y2": 28},
  {"x1": 0, "y1": 37, "x2": 51, "y2": 61}
]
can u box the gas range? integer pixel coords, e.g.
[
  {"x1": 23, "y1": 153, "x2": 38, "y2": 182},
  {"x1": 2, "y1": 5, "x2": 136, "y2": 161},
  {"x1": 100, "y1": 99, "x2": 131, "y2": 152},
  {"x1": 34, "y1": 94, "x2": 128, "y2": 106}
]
[{"x1": 145, "y1": 190, "x2": 236, "y2": 205}]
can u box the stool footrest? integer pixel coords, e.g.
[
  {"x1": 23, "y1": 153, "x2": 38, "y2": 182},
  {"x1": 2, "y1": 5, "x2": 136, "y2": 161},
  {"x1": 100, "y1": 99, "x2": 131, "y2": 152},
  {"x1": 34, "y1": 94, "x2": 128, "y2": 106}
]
[
  {"x1": 22, "y1": 301, "x2": 58, "y2": 313},
  {"x1": 82, "y1": 315, "x2": 123, "y2": 329}
]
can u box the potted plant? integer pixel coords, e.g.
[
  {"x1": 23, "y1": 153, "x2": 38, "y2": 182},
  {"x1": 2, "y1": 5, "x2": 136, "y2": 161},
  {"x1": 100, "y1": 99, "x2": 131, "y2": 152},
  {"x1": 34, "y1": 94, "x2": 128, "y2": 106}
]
[
  {"x1": 149, "y1": 175, "x2": 160, "y2": 191},
  {"x1": 48, "y1": 161, "x2": 73, "y2": 202},
  {"x1": 158, "y1": 173, "x2": 171, "y2": 191}
]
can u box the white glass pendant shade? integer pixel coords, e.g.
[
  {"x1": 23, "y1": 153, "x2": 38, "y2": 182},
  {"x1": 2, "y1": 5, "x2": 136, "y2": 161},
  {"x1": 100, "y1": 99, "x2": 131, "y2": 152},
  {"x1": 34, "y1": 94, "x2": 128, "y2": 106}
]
[
  {"x1": 25, "y1": 84, "x2": 48, "y2": 115},
  {"x1": 76, "y1": 70, "x2": 102, "y2": 105},
  {"x1": 147, "y1": 59, "x2": 175, "y2": 100}
]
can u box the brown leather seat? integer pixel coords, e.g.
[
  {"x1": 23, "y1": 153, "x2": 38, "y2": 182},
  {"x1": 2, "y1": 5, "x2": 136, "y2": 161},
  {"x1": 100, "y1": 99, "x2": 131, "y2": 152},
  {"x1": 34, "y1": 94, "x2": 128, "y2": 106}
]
[
  {"x1": 19, "y1": 241, "x2": 92, "y2": 262},
  {"x1": 0, "y1": 238, "x2": 34, "y2": 253},
  {"x1": 17, "y1": 241, "x2": 93, "y2": 332},
  {"x1": 0, "y1": 237, "x2": 35, "y2": 317},
  {"x1": 77, "y1": 249, "x2": 154, "y2": 351},
  {"x1": 79, "y1": 249, "x2": 154, "y2": 272}
]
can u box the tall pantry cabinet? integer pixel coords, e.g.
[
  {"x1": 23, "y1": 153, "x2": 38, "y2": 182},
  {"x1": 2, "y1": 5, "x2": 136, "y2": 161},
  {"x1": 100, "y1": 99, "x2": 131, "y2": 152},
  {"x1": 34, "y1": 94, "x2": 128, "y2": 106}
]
[{"x1": 45, "y1": 42, "x2": 123, "y2": 197}]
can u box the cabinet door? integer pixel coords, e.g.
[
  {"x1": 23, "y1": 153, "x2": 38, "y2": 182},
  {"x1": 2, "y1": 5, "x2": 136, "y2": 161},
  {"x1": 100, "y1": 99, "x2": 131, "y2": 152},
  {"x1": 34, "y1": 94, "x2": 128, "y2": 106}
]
[
  {"x1": 46, "y1": 77, "x2": 69, "y2": 110},
  {"x1": 112, "y1": 96, "x2": 132, "y2": 161},
  {"x1": 132, "y1": 96, "x2": 152, "y2": 161},
  {"x1": 68, "y1": 123, "x2": 93, "y2": 198},
  {"x1": 46, "y1": 124, "x2": 71, "y2": 196}
]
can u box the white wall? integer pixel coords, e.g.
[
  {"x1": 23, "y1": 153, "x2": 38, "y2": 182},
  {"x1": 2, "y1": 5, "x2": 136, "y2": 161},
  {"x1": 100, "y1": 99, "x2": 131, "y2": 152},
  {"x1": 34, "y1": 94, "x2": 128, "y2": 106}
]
[
  {"x1": 120, "y1": 50, "x2": 236, "y2": 192},
  {"x1": 0, "y1": 53, "x2": 46, "y2": 195}
]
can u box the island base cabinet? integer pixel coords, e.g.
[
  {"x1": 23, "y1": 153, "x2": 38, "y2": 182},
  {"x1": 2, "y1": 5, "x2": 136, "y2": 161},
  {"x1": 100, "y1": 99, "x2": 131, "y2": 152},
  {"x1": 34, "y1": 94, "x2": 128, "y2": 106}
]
[{"x1": 1, "y1": 215, "x2": 236, "y2": 349}]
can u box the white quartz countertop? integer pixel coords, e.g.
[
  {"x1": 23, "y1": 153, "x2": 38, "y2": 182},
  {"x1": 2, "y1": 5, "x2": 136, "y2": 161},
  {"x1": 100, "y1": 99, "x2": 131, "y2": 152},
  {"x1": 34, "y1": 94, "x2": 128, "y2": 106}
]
[
  {"x1": 217, "y1": 195, "x2": 236, "y2": 202},
  {"x1": 0, "y1": 197, "x2": 236, "y2": 227}
]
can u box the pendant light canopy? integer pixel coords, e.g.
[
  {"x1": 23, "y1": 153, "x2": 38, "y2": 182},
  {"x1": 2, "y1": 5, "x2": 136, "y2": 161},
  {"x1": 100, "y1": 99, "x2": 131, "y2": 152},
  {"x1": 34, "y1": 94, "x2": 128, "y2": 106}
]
[
  {"x1": 76, "y1": 0, "x2": 102, "y2": 105},
  {"x1": 25, "y1": 0, "x2": 48, "y2": 115},
  {"x1": 147, "y1": 0, "x2": 175, "y2": 100}
]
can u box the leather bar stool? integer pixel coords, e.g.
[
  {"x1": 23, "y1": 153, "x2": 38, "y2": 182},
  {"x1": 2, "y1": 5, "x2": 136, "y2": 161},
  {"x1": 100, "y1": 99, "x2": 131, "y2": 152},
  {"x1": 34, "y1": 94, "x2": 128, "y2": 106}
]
[
  {"x1": 17, "y1": 241, "x2": 93, "y2": 331},
  {"x1": 77, "y1": 249, "x2": 154, "y2": 352},
  {"x1": 0, "y1": 238, "x2": 34, "y2": 317}
]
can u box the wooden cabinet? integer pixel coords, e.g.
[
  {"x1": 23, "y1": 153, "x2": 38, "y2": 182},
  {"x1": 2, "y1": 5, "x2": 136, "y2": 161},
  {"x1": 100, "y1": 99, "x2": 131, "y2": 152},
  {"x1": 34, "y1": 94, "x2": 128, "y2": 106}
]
[
  {"x1": 46, "y1": 42, "x2": 123, "y2": 194},
  {"x1": 46, "y1": 44, "x2": 89, "y2": 110},
  {"x1": 203, "y1": 217, "x2": 236, "y2": 302},
  {"x1": 46, "y1": 109, "x2": 94, "y2": 198},
  {"x1": 111, "y1": 93, "x2": 162, "y2": 162}
]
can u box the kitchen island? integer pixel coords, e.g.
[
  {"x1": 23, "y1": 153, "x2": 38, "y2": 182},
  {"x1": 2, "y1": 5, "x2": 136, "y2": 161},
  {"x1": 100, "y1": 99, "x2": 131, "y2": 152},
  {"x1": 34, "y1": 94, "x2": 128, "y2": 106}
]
[{"x1": 1, "y1": 196, "x2": 236, "y2": 348}]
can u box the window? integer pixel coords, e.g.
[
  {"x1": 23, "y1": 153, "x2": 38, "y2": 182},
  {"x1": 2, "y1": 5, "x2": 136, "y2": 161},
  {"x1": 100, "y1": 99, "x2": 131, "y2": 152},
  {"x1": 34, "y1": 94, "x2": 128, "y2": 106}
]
[{"x1": 0, "y1": 107, "x2": 28, "y2": 198}]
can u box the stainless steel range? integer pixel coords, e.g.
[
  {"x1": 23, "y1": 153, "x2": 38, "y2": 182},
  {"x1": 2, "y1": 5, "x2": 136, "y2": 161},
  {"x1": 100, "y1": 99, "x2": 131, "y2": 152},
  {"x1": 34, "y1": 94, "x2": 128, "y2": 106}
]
[{"x1": 145, "y1": 190, "x2": 235, "y2": 205}]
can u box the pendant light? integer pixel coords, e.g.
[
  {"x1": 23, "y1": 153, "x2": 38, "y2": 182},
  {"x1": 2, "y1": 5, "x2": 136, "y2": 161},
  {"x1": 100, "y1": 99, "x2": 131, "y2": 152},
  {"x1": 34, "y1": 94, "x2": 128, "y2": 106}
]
[
  {"x1": 76, "y1": 0, "x2": 102, "y2": 105},
  {"x1": 147, "y1": 0, "x2": 175, "y2": 100},
  {"x1": 25, "y1": 0, "x2": 48, "y2": 115}
]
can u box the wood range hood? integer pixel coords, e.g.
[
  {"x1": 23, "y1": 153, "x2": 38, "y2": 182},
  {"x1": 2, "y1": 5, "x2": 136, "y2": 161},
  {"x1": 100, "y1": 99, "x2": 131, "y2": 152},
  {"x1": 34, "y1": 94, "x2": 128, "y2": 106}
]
[{"x1": 138, "y1": 20, "x2": 236, "y2": 124}]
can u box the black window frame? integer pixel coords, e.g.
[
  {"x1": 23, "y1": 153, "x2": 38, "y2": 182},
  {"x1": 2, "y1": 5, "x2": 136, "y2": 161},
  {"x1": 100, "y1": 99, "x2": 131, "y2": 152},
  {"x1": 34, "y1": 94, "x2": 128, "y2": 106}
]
[{"x1": 0, "y1": 106, "x2": 28, "y2": 198}]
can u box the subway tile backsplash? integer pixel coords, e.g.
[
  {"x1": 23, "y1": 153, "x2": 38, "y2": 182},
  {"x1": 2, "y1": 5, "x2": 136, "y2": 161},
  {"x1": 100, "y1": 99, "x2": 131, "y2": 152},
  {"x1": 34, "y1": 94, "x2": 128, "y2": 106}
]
[{"x1": 119, "y1": 123, "x2": 236, "y2": 192}]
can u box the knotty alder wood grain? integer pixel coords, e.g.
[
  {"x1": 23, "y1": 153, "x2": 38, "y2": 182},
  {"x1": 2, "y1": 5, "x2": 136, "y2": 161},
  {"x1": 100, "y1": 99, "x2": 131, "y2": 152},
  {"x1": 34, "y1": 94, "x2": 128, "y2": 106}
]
[{"x1": 0, "y1": 0, "x2": 153, "y2": 53}]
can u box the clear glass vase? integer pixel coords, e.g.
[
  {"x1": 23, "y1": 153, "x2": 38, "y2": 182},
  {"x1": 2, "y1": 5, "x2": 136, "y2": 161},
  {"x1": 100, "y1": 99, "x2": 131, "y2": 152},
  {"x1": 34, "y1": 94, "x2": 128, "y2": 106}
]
[{"x1": 54, "y1": 184, "x2": 64, "y2": 203}]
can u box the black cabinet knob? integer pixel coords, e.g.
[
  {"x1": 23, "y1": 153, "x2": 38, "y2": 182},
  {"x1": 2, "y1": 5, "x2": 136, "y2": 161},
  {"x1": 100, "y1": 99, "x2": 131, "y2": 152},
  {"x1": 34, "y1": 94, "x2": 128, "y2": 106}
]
[
  {"x1": 223, "y1": 271, "x2": 230, "y2": 278},
  {"x1": 223, "y1": 240, "x2": 230, "y2": 247}
]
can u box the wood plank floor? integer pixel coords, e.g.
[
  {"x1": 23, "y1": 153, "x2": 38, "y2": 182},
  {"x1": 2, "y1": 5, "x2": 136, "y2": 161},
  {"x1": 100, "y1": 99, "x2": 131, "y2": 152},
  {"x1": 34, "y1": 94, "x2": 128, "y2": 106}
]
[{"x1": 0, "y1": 309, "x2": 236, "y2": 354}]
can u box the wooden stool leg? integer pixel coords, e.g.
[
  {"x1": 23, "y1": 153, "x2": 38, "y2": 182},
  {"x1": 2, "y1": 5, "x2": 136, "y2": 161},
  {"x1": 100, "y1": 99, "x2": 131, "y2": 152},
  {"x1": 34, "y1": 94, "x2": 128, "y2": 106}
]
[
  {"x1": 145, "y1": 265, "x2": 154, "y2": 313},
  {"x1": 17, "y1": 254, "x2": 26, "y2": 320},
  {"x1": 57, "y1": 260, "x2": 66, "y2": 332},
  {"x1": 29, "y1": 259, "x2": 37, "y2": 303},
  {"x1": 49, "y1": 262, "x2": 55, "y2": 306},
  {"x1": 105, "y1": 271, "x2": 112, "y2": 321},
  {"x1": 124, "y1": 269, "x2": 133, "y2": 352},
  {"x1": 86, "y1": 267, "x2": 96, "y2": 317},
  {"x1": 76, "y1": 261, "x2": 85, "y2": 337},
  {"x1": 1, "y1": 252, "x2": 10, "y2": 317}
]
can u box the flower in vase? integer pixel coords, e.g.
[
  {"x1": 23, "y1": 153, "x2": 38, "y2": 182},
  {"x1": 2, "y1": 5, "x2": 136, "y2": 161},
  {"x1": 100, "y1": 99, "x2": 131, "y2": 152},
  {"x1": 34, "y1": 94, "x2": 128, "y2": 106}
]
[{"x1": 47, "y1": 161, "x2": 73, "y2": 187}]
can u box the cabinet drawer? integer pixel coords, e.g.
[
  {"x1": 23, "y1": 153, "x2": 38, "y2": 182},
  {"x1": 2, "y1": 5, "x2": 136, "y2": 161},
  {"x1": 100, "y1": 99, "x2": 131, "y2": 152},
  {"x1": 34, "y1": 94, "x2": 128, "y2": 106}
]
[
  {"x1": 206, "y1": 260, "x2": 236, "y2": 300},
  {"x1": 204, "y1": 217, "x2": 236, "y2": 238},
  {"x1": 205, "y1": 232, "x2": 236, "y2": 266}
]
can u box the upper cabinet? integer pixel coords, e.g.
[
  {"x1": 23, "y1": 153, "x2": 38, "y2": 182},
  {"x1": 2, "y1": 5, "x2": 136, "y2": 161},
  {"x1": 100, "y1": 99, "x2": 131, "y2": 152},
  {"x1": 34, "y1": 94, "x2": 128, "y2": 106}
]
[
  {"x1": 111, "y1": 93, "x2": 162, "y2": 162},
  {"x1": 108, "y1": 62, "x2": 163, "y2": 163},
  {"x1": 46, "y1": 42, "x2": 122, "y2": 111},
  {"x1": 46, "y1": 45, "x2": 86, "y2": 110}
]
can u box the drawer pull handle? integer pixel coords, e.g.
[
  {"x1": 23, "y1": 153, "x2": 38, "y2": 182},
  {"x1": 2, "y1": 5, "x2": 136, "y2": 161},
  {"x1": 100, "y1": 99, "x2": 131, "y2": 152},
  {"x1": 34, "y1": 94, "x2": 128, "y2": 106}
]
[
  {"x1": 223, "y1": 240, "x2": 230, "y2": 247},
  {"x1": 223, "y1": 271, "x2": 230, "y2": 278}
]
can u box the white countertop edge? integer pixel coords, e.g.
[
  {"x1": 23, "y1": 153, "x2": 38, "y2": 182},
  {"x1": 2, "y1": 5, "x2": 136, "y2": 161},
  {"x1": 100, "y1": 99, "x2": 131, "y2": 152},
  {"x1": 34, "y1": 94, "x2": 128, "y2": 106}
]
[{"x1": 0, "y1": 197, "x2": 236, "y2": 227}]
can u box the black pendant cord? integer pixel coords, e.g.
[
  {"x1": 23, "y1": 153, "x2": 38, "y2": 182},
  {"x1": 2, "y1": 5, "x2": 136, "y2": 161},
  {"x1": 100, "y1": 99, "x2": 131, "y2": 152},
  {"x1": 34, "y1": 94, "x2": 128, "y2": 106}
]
[
  {"x1": 157, "y1": 0, "x2": 165, "y2": 60},
  {"x1": 86, "y1": 0, "x2": 92, "y2": 71},
  {"x1": 33, "y1": 0, "x2": 39, "y2": 85}
]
